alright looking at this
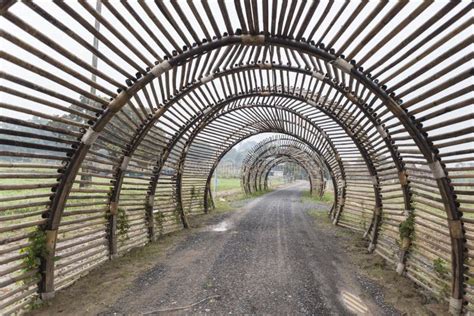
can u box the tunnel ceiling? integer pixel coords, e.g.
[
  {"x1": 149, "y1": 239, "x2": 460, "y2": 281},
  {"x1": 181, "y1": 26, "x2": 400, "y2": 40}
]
[{"x1": 0, "y1": 0, "x2": 472, "y2": 314}]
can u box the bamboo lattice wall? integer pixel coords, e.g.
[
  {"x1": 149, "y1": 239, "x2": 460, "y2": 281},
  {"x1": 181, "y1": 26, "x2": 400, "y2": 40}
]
[{"x1": 0, "y1": 0, "x2": 472, "y2": 313}]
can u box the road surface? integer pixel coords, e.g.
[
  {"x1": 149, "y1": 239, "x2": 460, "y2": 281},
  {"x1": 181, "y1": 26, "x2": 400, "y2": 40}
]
[{"x1": 102, "y1": 182, "x2": 397, "y2": 315}]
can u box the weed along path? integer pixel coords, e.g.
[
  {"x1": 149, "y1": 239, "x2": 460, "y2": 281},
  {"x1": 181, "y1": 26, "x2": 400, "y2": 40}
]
[{"x1": 33, "y1": 182, "x2": 443, "y2": 315}]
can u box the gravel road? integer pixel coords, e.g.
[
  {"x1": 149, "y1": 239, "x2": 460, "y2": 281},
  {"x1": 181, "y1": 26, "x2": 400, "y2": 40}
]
[{"x1": 102, "y1": 182, "x2": 398, "y2": 315}]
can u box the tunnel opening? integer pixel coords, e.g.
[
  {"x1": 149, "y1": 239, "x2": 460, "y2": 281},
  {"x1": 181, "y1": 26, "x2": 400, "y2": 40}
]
[{"x1": 0, "y1": 1, "x2": 471, "y2": 313}]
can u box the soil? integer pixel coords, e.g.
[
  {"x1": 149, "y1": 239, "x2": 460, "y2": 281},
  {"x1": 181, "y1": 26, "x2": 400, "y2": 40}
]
[{"x1": 31, "y1": 182, "x2": 446, "y2": 315}]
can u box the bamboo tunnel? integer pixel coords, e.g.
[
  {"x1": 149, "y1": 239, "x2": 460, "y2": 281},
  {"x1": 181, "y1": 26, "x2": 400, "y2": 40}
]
[{"x1": 0, "y1": 1, "x2": 472, "y2": 314}]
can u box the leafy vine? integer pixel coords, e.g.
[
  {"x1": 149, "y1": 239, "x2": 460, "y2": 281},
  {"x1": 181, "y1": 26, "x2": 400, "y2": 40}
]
[
  {"x1": 20, "y1": 229, "x2": 48, "y2": 272},
  {"x1": 117, "y1": 207, "x2": 130, "y2": 244},
  {"x1": 399, "y1": 212, "x2": 415, "y2": 240},
  {"x1": 155, "y1": 211, "x2": 165, "y2": 236}
]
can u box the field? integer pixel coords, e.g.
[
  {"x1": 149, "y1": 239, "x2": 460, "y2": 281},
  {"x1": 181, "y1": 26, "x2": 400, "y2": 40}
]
[
  {"x1": 210, "y1": 177, "x2": 241, "y2": 192},
  {"x1": 210, "y1": 176, "x2": 286, "y2": 193}
]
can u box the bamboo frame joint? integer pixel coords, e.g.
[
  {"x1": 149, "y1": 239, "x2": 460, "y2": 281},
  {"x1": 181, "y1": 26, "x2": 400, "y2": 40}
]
[
  {"x1": 448, "y1": 220, "x2": 463, "y2": 239},
  {"x1": 449, "y1": 297, "x2": 463, "y2": 315},
  {"x1": 371, "y1": 175, "x2": 378, "y2": 185},
  {"x1": 109, "y1": 202, "x2": 118, "y2": 215},
  {"x1": 200, "y1": 74, "x2": 214, "y2": 84},
  {"x1": 374, "y1": 206, "x2": 381, "y2": 216},
  {"x1": 306, "y1": 99, "x2": 317, "y2": 106},
  {"x1": 332, "y1": 57, "x2": 353, "y2": 74},
  {"x1": 401, "y1": 237, "x2": 411, "y2": 250},
  {"x1": 40, "y1": 291, "x2": 55, "y2": 301},
  {"x1": 347, "y1": 92, "x2": 358, "y2": 103},
  {"x1": 147, "y1": 195, "x2": 155, "y2": 207},
  {"x1": 120, "y1": 156, "x2": 131, "y2": 171},
  {"x1": 108, "y1": 90, "x2": 130, "y2": 113},
  {"x1": 151, "y1": 60, "x2": 172, "y2": 76},
  {"x1": 399, "y1": 171, "x2": 408, "y2": 186},
  {"x1": 45, "y1": 229, "x2": 57, "y2": 254},
  {"x1": 376, "y1": 125, "x2": 388, "y2": 139},
  {"x1": 396, "y1": 262, "x2": 405, "y2": 275},
  {"x1": 81, "y1": 128, "x2": 100, "y2": 145},
  {"x1": 312, "y1": 71, "x2": 325, "y2": 81},
  {"x1": 241, "y1": 34, "x2": 265, "y2": 45},
  {"x1": 368, "y1": 243, "x2": 375, "y2": 253},
  {"x1": 428, "y1": 160, "x2": 446, "y2": 179},
  {"x1": 202, "y1": 106, "x2": 212, "y2": 116},
  {"x1": 258, "y1": 62, "x2": 272, "y2": 69}
]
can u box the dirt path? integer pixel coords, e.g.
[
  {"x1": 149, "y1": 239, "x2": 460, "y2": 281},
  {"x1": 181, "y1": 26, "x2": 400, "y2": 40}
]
[
  {"x1": 106, "y1": 182, "x2": 397, "y2": 315},
  {"x1": 34, "y1": 182, "x2": 405, "y2": 315}
]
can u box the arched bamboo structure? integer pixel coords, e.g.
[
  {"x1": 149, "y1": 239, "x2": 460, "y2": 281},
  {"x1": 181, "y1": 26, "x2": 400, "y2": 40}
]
[
  {"x1": 240, "y1": 135, "x2": 327, "y2": 196},
  {"x1": 0, "y1": 1, "x2": 472, "y2": 313}
]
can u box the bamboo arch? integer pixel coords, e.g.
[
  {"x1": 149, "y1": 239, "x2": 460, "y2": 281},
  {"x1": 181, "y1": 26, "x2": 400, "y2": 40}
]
[
  {"x1": 0, "y1": 1, "x2": 471, "y2": 313},
  {"x1": 240, "y1": 135, "x2": 326, "y2": 197}
]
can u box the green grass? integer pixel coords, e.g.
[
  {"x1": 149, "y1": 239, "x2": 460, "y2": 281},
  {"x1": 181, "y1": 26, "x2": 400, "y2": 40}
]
[
  {"x1": 301, "y1": 190, "x2": 334, "y2": 204},
  {"x1": 211, "y1": 177, "x2": 285, "y2": 193},
  {"x1": 307, "y1": 209, "x2": 331, "y2": 224},
  {"x1": 213, "y1": 198, "x2": 236, "y2": 213},
  {"x1": 210, "y1": 177, "x2": 241, "y2": 192}
]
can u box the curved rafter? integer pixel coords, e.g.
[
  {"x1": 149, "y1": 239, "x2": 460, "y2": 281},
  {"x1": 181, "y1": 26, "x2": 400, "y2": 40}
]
[{"x1": 0, "y1": 1, "x2": 472, "y2": 314}]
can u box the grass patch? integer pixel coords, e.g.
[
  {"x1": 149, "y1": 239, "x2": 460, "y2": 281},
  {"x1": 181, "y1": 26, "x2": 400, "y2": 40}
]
[
  {"x1": 211, "y1": 177, "x2": 285, "y2": 194},
  {"x1": 213, "y1": 197, "x2": 236, "y2": 213},
  {"x1": 213, "y1": 189, "x2": 272, "y2": 213},
  {"x1": 211, "y1": 178, "x2": 241, "y2": 192},
  {"x1": 301, "y1": 190, "x2": 334, "y2": 204},
  {"x1": 307, "y1": 209, "x2": 331, "y2": 224}
]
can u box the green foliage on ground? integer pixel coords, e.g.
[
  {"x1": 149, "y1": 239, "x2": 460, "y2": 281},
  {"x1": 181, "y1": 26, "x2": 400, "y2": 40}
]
[
  {"x1": 210, "y1": 177, "x2": 285, "y2": 193},
  {"x1": 21, "y1": 228, "x2": 48, "y2": 272},
  {"x1": 213, "y1": 198, "x2": 235, "y2": 213},
  {"x1": 433, "y1": 258, "x2": 448, "y2": 277},
  {"x1": 210, "y1": 178, "x2": 241, "y2": 192},
  {"x1": 399, "y1": 213, "x2": 415, "y2": 240},
  {"x1": 154, "y1": 211, "x2": 165, "y2": 236},
  {"x1": 301, "y1": 190, "x2": 334, "y2": 204}
]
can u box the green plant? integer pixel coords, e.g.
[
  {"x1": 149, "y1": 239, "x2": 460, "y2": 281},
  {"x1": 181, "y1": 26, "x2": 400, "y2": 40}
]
[
  {"x1": 155, "y1": 211, "x2": 165, "y2": 235},
  {"x1": 399, "y1": 213, "x2": 415, "y2": 240},
  {"x1": 433, "y1": 258, "x2": 448, "y2": 277},
  {"x1": 117, "y1": 207, "x2": 130, "y2": 243},
  {"x1": 21, "y1": 228, "x2": 48, "y2": 272},
  {"x1": 28, "y1": 297, "x2": 45, "y2": 311},
  {"x1": 300, "y1": 190, "x2": 334, "y2": 204},
  {"x1": 440, "y1": 283, "x2": 450, "y2": 298},
  {"x1": 187, "y1": 186, "x2": 196, "y2": 213}
]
